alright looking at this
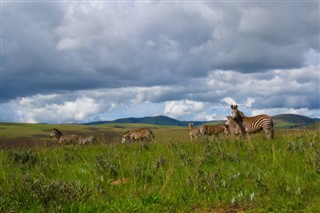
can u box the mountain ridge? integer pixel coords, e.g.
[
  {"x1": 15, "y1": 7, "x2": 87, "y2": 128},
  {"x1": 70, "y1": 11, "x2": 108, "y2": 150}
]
[{"x1": 84, "y1": 114, "x2": 320, "y2": 128}]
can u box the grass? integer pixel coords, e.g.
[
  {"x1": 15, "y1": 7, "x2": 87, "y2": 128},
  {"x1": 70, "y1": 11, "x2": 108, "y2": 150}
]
[{"x1": 0, "y1": 123, "x2": 320, "y2": 212}]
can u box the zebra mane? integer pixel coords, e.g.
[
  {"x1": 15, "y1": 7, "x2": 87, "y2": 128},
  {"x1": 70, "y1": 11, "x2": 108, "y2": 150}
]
[
  {"x1": 121, "y1": 131, "x2": 130, "y2": 136},
  {"x1": 53, "y1": 128, "x2": 63, "y2": 136},
  {"x1": 238, "y1": 110, "x2": 245, "y2": 117}
]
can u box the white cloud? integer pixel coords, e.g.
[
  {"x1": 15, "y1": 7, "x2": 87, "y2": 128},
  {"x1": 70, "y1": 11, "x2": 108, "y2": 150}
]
[
  {"x1": 56, "y1": 38, "x2": 81, "y2": 51},
  {"x1": 251, "y1": 108, "x2": 320, "y2": 118},
  {"x1": 145, "y1": 40, "x2": 157, "y2": 47},
  {"x1": 1, "y1": 86, "x2": 173, "y2": 123},
  {"x1": 193, "y1": 112, "x2": 217, "y2": 121},
  {"x1": 164, "y1": 100, "x2": 207, "y2": 119},
  {"x1": 14, "y1": 96, "x2": 101, "y2": 123},
  {"x1": 222, "y1": 97, "x2": 237, "y2": 106},
  {"x1": 244, "y1": 97, "x2": 255, "y2": 107}
]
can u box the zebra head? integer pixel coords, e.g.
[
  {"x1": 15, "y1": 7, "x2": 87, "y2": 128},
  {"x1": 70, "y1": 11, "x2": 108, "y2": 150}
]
[
  {"x1": 121, "y1": 131, "x2": 130, "y2": 143},
  {"x1": 231, "y1": 105, "x2": 245, "y2": 120},
  {"x1": 50, "y1": 128, "x2": 62, "y2": 139},
  {"x1": 225, "y1": 116, "x2": 232, "y2": 126},
  {"x1": 121, "y1": 136, "x2": 128, "y2": 143}
]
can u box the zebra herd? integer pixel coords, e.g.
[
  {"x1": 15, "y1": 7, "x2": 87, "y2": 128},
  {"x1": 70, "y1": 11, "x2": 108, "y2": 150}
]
[
  {"x1": 49, "y1": 128, "x2": 98, "y2": 145},
  {"x1": 49, "y1": 105, "x2": 274, "y2": 145},
  {"x1": 189, "y1": 105, "x2": 274, "y2": 141}
]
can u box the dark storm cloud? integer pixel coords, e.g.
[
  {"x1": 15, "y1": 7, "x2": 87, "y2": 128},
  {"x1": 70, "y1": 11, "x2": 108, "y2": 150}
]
[{"x1": 2, "y1": 1, "x2": 319, "y2": 111}]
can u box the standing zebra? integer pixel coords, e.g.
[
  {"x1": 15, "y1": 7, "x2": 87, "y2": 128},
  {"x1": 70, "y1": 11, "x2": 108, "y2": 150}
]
[
  {"x1": 188, "y1": 122, "x2": 200, "y2": 141},
  {"x1": 225, "y1": 116, "x2": 242, "y2": 138},
  {"x1": 230, "y1": 105, "x2": 274, "y2": 139}
]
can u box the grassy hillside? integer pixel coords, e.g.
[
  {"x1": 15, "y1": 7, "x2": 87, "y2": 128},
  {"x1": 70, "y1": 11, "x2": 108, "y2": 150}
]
[
  {"x1": 85, "y1": 114, "x2": 319, "y2": 129},
  {"x1": 272, "y1": 114, "x2": 317, "y2": 128},
  {"x1": 0, "y1": 123, "x2": 320, "y2": 212},
  {"x1": 0, "y1": 123, "x2": 186, "y2": 148},
  {"x1": 86, "y1": 115, "x2": 205, "y2": 126}
]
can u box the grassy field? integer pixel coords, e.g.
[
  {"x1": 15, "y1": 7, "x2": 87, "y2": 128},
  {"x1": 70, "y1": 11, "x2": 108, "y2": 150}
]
[{"x1": 0, "y1": 123, "x2": 320, "y2": 212}]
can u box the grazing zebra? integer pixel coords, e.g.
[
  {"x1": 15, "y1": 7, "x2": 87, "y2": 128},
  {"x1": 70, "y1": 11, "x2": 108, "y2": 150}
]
[
  {"x1": 188, "y1": 122, "x2": 200, "y2": 141},
  {"x1": 199, "y1": 124, "x2": 229, "y2": 137},
  {"x1": 230, "y1": 105, "x2": 274, "y2": 139},
  {"x1": 49, "y1": 128, "x2": 79, "y2": 145},
  {"x1": 78, "y1": 135, "x2": 98, "y2": 145},
  {"x1": 121, "y1": 128, "x2": 154, "y2": 143},
  {"x1": 225, "y1": 116, "x2": 242, "y2": 138}
]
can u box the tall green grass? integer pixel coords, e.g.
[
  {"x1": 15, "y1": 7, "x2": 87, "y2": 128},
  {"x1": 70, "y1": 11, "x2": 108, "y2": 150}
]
[{"x1": 0, "y1": 127, "x2": 319, "y2": 212}]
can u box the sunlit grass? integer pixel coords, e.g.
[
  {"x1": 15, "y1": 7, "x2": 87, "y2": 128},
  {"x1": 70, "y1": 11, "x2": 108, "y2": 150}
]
[{"x1": 0, "y1": 124, "x2": 319, "y2": 212}]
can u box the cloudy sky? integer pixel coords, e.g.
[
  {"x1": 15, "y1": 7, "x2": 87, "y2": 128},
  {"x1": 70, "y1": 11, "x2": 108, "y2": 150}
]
[{"x1": 1, "y1": 1, "x2": 319, "y2": 123}]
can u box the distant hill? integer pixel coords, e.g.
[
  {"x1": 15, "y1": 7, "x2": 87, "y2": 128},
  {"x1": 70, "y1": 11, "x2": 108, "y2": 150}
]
[
  {"x1": 85, "y1": 114, "x2": 319, "y2": 129},
  {"x1": 272, "y1": 114, "x2": 319, "y2": 128},
  {"x1": 85, "y1": 115, "x2": 205, "y2": 127}
]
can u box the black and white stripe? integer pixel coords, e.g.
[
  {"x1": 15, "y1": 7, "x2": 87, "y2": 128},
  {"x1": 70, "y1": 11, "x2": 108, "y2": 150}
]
[{"x1": 231, "y1": 105, "x2": 274, "y2": 139}]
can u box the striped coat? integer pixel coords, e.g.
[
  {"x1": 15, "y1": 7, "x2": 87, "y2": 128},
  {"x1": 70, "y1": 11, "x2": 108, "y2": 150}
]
[
  {"x1": 199, "y1": 124, "x2": 229, "y2": 137},
  {"x1": 78, "y1": 135, "x2": 98, "y2": 145},
  {"x1": 121, "y1": 128, "x2": 154, "y2": 143},
  {"x1": 225, "y1": 116, "x2": 242, "y2": 137},
  {"x1": 231, "y1": 105, "x2": 274, "y2": 139},
  {"x1": 49, "y1": 128, "x2": 79, "y2": 145}
]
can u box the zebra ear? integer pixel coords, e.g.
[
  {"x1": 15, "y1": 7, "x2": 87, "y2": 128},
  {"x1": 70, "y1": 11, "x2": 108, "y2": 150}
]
[
  {"x1": 234, "y1": 105, "x2": 238, "y2": 109},
  {"x1": 231, "y1": 105, "x2": 234, "y2": 109}
]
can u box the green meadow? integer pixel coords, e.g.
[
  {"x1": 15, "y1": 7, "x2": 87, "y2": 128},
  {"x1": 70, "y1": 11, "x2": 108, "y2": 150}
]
[{"x1": 0, "y1": 123, "x2": 320, "y2": 212}]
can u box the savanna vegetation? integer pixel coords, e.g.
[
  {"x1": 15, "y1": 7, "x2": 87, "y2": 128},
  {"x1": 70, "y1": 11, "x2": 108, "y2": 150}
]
[{"x1": 0, "y1": 122, "x2": 319, "y2": 212}]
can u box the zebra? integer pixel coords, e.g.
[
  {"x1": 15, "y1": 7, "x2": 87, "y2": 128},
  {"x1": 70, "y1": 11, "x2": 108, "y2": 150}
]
[
  {"x1": 230, "y1": 105, "x2": 274, "y2": 139},
  {"x1": 188, "y1": 122, "x2": 201, "y2": 141},
  {"x1": 121, "y1": 128, "x2": 154, "y2": 143},
  {"x1": 78, "y1": 135, "x2": 98, "y2": 145},
  {"x1": 49, "y1": 128, "x2": 79, "y2": 145},
  {"x1": 225, "y1": 116, "x2": 242, "y2": 138},
  {"x1": 198, "y1": 124, "x2": 229, "y2": 137}
]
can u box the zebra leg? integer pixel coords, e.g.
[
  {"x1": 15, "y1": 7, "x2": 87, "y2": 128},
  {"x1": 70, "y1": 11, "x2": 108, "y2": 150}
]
[
  {"x1": 263, "y1": 127, "x2": 274, "y2": 139},
  {"x1": 245, "y1": 133, "x2": 250, "y2": 140},
  {"x1": 194, "y1": 134, "x2": 199, "y2": 141}
]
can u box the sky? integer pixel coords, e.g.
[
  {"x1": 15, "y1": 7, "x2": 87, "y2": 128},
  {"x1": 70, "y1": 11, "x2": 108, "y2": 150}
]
[{"x1": 1, "y1": 1, "x2": 320, "y2": 123}]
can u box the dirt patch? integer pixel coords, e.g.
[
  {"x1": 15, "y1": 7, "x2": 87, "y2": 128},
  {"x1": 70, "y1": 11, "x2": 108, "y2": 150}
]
[
  {"x1": 1, "y1": 130, "x2": 120, "y2": 149},
  {"x1": 95, "y1": 131, "x2": 120, "y2": 143},
  {"x1": 0, "y1": 137, "x2": 57, "y2": 149},
  {"x1": 32, "y1": 134, "x2": 49, "y2": 139},
  {"x1": 85, "y1": 127, "x2": 102, "y2": 131}
]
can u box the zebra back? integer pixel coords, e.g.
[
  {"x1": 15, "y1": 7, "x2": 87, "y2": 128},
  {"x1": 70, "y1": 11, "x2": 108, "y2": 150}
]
[{"x1": 242, "y1": 114, "x2": 273, "y2": 133}]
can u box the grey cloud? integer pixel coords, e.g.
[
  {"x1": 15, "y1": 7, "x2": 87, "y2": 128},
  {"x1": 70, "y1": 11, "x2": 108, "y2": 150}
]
[{"x1": 2, "y1": 1, "x2": 319, "y2": 114}]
